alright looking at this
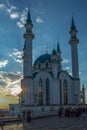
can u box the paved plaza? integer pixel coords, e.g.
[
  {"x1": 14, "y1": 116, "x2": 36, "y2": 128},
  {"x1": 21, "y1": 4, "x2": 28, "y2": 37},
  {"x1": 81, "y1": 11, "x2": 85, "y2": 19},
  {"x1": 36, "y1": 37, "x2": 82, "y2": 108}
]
[
  {"x1": 1, "y1": 116, "x2": 87, "y2": 130},
  {"x1": 23, "y1": 116, "x2": 87, "y2": 130}
]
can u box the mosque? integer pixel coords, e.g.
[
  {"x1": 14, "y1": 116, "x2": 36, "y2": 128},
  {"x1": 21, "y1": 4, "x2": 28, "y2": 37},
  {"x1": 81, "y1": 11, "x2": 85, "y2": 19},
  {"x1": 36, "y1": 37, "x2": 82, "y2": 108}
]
[{"x1": 20, "y1": 10, "x2": 84, "y2": 114}]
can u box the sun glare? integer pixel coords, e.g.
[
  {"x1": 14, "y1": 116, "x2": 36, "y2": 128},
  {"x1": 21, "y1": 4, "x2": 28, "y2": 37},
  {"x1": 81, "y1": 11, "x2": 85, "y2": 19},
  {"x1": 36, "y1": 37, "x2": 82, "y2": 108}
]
[{"x1": 11, "y1": 86, "x2": 22, "y2": 96}]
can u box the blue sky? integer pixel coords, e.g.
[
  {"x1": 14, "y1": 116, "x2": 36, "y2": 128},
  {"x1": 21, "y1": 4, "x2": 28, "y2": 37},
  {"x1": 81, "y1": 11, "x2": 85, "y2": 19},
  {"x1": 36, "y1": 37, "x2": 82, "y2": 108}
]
[{"x1": 0, "y1": 0, "x2": 87, "y2": 109}]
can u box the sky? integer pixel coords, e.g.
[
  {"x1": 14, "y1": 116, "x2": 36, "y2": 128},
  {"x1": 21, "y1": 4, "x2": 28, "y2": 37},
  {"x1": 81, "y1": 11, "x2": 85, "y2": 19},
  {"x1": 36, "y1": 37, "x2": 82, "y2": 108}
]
[{"x1": 0, "y1": 0, "x2": 87, "y2": 109}]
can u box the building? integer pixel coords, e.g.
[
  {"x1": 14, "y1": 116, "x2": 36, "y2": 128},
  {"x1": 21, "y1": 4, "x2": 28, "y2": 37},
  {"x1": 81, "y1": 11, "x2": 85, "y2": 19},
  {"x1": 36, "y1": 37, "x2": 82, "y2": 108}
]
[
  {"x1": 20, "y1": 11, "x2": 81, "y2": 115},
  {"x1": 0, "y1": 109, "x2": 9, "y2": 117},
  {"x1": 9, "y1": 104, "x2": 21, "y2": 116}
]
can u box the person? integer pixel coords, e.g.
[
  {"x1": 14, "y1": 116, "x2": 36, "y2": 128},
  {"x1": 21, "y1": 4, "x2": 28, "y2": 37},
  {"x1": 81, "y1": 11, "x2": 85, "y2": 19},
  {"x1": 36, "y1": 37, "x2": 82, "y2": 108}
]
[
  {"x1": 27, "y1": 110, "x2": 31, "y2": 122},
  {"x1": 0, "y1": 122, "x2": 5, "y2": 130},
  {"x1": 82, "y1": 108, "x2": 86, "y2": 120}
]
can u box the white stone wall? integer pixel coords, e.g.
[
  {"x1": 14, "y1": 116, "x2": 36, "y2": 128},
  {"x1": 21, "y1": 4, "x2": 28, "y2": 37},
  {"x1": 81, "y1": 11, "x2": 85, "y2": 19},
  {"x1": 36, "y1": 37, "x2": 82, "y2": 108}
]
[
  {"x1": 59, "y1": 71, "x2": 74, "y2": 104},
  {"x1": 33, "y1": 71, "x2": 53, "y2": 105},
  {"x1": 21, "y1": 78, "x2": 34, "y2": 106},
  {"x1": 23, "y1": 39, "x2": 32, "y2": 77}
]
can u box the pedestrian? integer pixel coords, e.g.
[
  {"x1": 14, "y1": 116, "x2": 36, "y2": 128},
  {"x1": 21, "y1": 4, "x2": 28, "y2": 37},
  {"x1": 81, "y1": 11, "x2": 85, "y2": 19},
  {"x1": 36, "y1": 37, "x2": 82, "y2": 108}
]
[
  {"x1": 27, "y1": 110, "x2": 31, "y2": 123},
  {"x1": 0, "y1": 122, "x2": 5, "y2": 130}
]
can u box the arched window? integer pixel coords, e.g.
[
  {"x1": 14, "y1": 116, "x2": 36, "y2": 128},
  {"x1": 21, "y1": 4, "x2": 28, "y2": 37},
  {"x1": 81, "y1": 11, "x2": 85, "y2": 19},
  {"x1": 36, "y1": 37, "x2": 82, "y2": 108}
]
[
  {"x1": 38, "y1": 63, "x2": 41, "y2": 69},
  {"x1": 63, "y1": 80, "x2": 68, "y2": 105},
  {"x1": 38, "y1": 79, "x2": 43, "y2": 105},
  {"x1": 45, "y1": 62, "x2": 49, "y2": 68},
  {"x1": 46, "y1": 79, "x2": 50, "y2": 105}
]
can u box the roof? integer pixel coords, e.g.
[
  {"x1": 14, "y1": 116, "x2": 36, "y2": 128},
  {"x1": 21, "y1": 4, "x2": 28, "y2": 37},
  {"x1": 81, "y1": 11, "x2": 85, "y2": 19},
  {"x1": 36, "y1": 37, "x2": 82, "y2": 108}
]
[
  {"x1": 26, "y1": 10, "x2": 32, "y2": 24},
  {"x1": 34, "y1": 53, "x2": 51, "y2": 65},
  {"x1": 52, "y1": 49, "x2": 56, "y2": 55}
]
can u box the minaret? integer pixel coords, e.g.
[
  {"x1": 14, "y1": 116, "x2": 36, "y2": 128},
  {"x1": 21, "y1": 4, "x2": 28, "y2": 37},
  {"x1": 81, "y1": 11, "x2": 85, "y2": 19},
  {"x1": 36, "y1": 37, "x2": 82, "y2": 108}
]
[
  {"x1": 23, "y1": 10, "x2": 34, "y2": 77},
  {"x1": 69, "y1": 17, "x2": 79, "y2": 78},
  {"x1": 51, "y1": 48, "x2": 58, "y2": 79},
  {"x1": 57, "y1": 42, "x2": 62, "y2": 72},
  {"x1": 21, "y1": 10, "x2": 34, "y2": 106},
  {"x1": 69, "y1": 16, "x2": 80, "y2": 104}
]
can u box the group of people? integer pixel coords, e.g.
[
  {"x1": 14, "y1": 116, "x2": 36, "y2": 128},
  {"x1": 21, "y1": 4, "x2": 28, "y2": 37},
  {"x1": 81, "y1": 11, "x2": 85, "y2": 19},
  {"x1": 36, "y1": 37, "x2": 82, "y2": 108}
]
[
  {"x1": 23, "y1": 110, "x2": 31, "y2": 123},
  {"x1": 58, "y1": 107, "x2": 87, "y2": 119}
]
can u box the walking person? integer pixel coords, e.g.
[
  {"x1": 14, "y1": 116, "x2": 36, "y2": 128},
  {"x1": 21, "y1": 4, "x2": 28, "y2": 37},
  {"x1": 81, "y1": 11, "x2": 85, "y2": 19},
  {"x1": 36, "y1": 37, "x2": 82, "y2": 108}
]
[{"x1": 27, "y1": 110, "x2": 31, "y2": 123}]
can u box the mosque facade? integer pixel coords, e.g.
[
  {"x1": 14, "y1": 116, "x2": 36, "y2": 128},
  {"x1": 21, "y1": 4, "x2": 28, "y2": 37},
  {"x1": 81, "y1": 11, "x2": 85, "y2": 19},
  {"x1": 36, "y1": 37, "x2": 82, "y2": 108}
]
[{"x1": 20, "y1": 11, "x2": 81, "y2": 113}]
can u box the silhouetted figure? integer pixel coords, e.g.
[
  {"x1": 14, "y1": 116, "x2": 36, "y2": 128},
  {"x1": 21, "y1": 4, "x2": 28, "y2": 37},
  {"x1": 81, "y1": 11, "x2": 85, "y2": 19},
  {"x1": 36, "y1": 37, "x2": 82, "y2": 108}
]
[
  {"x1": 23, "y1": 111, "x2": 26, "y2": 121},
  {"x1": 0, "y1": 122, "x2": 5, "y2": 130},
  {"x1": 27, "y1": 110, "x2": 31, "y2": 122},
  {"x1": 58, "y1": 107, "x2": 63, "y2": 117}
]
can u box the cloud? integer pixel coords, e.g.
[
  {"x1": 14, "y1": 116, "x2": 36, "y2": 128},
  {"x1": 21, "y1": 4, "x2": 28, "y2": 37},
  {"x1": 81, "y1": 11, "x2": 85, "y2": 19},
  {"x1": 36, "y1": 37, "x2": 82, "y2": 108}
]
[
  {"x1": 16, "y1": 8, "x2": 27, "y2": 28},
  {"x1": 0, "y1": 1, "x2": 20, "y2": 23},
  {"x1": 0, "y1": 71, "x2": 22, "y2": 96},
  {"x1": 0, "y1": 1, "x2": 19, "y2": 19},
  {"x1": 0, "y1": 3, "x2": 5, "y2": 9},
  {"x1": 36, "y1": 16, "x2": 43, "y2": 23},
  {"x1": 6, "y1": 4, "x2": 20, "y2": 19},
  {"x1": 62, "y1": 58, "x2": 69, "y2": 64},
  {"x1": 17, "y1": 22, "x2": 24, "y2": 28},
  {"x1": 65, "y1": 66, "x2": 70, "y2": 70},
  {"x1": 9, "y1": 12, "x2": 19, "y2": 19},
  {"x1": 9, "y1": 48, "x2": 23, "y2": 63},
  {"x1": 0, "y1": 59, "x2": 8, "y2": 68},
  {"x1": 0, "y1": 1, "x2": 27, "y2": 28}
]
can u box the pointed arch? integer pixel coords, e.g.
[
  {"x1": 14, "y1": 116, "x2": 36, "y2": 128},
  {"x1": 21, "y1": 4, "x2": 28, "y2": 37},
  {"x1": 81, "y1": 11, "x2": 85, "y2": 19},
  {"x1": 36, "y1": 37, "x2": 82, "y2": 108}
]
[
  {"x1": 38, "y1": 63, "x2": 41, "y2": 69},
  {"x1": 38, "y1": 79, "x2": 43, "y2": 105},
  {"x1": 63, "y1": 80, "x2": 68, "y2": 105},
  {"x1": 45, "y1": 62, "x2": 49, "y2": 68},
  {"x1": 46, "y1": 78, "x2": 50, "y2": 105}
]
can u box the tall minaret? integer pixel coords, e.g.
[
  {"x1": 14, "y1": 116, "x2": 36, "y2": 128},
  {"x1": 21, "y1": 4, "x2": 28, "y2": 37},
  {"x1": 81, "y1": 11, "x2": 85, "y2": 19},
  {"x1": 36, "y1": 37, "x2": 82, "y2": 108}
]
[
  {"x1": 57, "y1": 42, "x2": 62, "y2": 72},
  {"x1": 69, "y1": 17, "x2": 79, "y2": 78},
  {"x1": 69, "y1": 17, "x2": 80, "y2": 104},
  {"x1": 23, "y1": 10, "x2": 34, "y2": 77},
  {"x1": 51, "y1": 48, "x2": 57, "y2": 79},
  {"x1": 21, "y1": 10, "x2": 34, "y2": 106}
]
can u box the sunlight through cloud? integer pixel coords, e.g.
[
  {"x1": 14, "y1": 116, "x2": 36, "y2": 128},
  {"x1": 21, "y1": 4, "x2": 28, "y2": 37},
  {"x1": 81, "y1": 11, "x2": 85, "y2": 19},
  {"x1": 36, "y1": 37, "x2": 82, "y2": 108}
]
[{"x1": 0, "y1": 59, "x2": 8, "y2": 68}]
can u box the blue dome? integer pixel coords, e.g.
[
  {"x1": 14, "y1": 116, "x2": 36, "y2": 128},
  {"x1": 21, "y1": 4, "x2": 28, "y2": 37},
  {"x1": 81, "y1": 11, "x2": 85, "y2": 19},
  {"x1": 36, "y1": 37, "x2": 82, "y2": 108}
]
[{"x1": 34, "y1": 53, "x2": 51, "y2": 65}]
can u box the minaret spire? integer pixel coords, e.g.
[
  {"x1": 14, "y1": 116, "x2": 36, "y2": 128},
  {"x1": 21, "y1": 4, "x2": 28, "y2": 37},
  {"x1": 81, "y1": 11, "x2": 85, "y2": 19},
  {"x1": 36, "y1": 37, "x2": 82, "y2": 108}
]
[
  {"x1": 26, "y1": 9, "x2": 32, "y2": 24},
  {"x1": 56, "y1": 41, "x2": 62, "y2": 72},
  {"x1": 71, "y1": 15, "x2": 76, "y2": 30},
  {"x1": 57, "y1": 41, "x2": 61, "y2": 53}
]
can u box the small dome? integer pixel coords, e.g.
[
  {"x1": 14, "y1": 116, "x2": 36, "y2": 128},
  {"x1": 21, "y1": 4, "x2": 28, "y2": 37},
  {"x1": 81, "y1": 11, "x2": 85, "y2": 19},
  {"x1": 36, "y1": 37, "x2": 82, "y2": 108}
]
[
  {"x1": 34, "y1": 53, "x2": 51, "y2": 65},
  {"x1": 52, "y1": 49, "x2": 56, "y2": 55}
]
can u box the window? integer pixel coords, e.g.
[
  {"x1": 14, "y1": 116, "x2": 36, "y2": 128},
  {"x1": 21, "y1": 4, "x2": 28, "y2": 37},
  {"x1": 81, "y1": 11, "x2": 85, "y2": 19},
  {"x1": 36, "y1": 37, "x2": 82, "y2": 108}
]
[
  {"x1": 63, "y1": 80, "x2": 68, "y2": 105},
  {"x1": 38, "y1": 63, "x2": 41, "y2": 69},
  {"x1": 46, "y1": 79, "x2": 50, "y2": 105},
  {"x1": 45, "y1": 62, "x2": 49, "y2": 68},
  {"x1": 38, "y1": 79, "x2": 43, "y2": 105}
]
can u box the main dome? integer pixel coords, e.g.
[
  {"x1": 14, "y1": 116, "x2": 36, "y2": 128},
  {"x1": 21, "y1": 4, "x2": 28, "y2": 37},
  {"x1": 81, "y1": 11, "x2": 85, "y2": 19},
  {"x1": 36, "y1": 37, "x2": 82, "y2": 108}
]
[{"x1": 34, "y1": 53, "x2": 51, "y2": 65}]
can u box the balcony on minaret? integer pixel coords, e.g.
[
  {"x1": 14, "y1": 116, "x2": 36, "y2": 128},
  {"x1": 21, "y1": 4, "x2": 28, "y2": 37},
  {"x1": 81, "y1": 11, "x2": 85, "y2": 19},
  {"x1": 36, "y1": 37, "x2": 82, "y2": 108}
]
[
  {"x1": 69, "y1": 38, "x2": 79, "y2": 45},
  {"x1": 69, "y1": 17, "x2": 79, "y2": 45},
  {"x1": 24, "y1": 33, "x2": 34, "y2": 39}
]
